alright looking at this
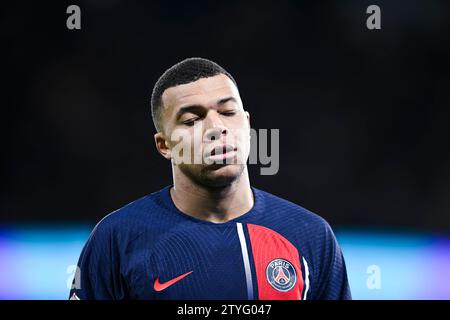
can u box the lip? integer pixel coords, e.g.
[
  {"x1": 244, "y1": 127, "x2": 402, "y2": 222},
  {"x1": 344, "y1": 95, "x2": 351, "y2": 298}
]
[
  {"x1": 207, "y1": 150, "x2": 237, "y2": 161},
  {"x1": 205, "y1": 144, "x2": 238, "y2": 162}
]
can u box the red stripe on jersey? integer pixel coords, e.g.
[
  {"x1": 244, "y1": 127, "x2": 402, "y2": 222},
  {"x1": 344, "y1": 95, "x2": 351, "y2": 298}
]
[{"x1": 247, "y1": 224, "x2": 304, "y2": 300}]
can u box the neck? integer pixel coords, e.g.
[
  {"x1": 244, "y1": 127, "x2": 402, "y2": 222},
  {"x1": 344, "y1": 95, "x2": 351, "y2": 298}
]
[{"x1": 170, "y1": 167, "x2": 254, "y2": 223}]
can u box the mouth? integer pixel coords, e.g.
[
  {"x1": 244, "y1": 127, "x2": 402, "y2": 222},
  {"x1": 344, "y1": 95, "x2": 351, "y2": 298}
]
[{"x1": 206, "y1": 144, "x2": 238, "y2": 162}]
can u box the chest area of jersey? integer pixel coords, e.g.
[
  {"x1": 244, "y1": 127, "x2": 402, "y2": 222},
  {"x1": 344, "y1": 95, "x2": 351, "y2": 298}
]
[{"x1": 133, "y1": 222, "x2": 310, "y2": 300}]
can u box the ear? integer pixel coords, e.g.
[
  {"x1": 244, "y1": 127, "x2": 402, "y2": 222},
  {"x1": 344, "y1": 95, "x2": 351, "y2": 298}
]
[{"x1": 154, "y1": 132, "x2": 171, "y2": 160}]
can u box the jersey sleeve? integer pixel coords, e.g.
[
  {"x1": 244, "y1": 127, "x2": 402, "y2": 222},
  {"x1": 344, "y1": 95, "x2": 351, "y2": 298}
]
[
  {"x1": 313, "y1": 221, "x2": 352, "y2": 300},
  {"x1": 68, "y1": 220, "x2": 127, "y2": 300}
]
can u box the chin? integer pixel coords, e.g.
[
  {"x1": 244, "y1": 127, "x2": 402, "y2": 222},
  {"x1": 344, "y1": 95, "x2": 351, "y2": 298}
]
[{"x1": 196, "y1": 164, "x2": 245, "y2": 188}]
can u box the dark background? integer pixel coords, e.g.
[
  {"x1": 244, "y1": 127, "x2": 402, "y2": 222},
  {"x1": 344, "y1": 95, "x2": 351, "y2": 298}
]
[{"x1": 2, "y1": 0, "x2": 450, "y2": 232}]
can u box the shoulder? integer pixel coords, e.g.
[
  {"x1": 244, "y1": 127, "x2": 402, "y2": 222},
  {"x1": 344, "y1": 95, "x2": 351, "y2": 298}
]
[
  {"x1": 88, "y1": 187, "x2": 170, "y2": 243},
  {"x1": 254, "y1": 188, "x2": 344, "y2": 289},
  {"x1": 254, "y1": 188, "x2": 332, "y2": 233},
  {"x1": 253, "y1": 188, "x2": 339, "y2": 257}
]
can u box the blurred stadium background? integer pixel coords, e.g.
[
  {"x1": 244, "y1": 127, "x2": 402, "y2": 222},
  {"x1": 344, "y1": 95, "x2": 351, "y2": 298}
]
[
  {"x1": 1, "y1": 225, "x2": 449, "y2": 299},
  {"x1": 2, "y1": 0, "x2": 450, "y2": 299}
]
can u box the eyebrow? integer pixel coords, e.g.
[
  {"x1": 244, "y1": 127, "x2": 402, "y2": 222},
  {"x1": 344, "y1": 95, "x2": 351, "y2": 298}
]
[
  {"x1": 217, "y1": 96, "x2": 237, "y2": 105},
  {"x1": 175, "y1": 96, "x2": 238, "y2": 120}
]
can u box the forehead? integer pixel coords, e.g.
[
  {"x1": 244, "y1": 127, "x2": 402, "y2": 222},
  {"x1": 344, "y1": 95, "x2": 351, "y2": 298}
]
[{"x1": 161, "y1": 74, "x2": 240, "y2": 112}]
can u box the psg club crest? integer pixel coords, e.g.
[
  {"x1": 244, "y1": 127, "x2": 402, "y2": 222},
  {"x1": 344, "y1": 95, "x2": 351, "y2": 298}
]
[{"x1": 266, "y1": 258, "x2": 297, "y2": 292}]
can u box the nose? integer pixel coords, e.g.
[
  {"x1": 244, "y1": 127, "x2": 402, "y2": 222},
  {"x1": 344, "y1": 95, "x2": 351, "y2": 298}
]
[
  {"x1": 204, "y1": 111, "x2": 228, "y2": 141},
  {"x1": 205, "y1": 127, "x2": 227, "y2": 141}
]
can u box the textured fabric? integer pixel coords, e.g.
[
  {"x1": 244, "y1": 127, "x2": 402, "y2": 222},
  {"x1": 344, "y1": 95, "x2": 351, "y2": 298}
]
[{"x1": 69, "y1": 186, "x2": 351, "y2": 300}]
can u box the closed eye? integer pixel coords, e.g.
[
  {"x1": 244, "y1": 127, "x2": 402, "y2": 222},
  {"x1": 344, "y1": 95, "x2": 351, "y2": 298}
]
[
  {"x1": 182, "y1": 117, "x2": 200, "y2": 126},
  {"x1": 221, "y1": 110, "x2": 238, "y2": 116}
]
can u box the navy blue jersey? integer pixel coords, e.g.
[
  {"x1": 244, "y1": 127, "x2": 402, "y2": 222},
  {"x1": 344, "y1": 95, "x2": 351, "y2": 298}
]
[{"x1": 69, "y1": 186, "x2": 351, "y2": 300}]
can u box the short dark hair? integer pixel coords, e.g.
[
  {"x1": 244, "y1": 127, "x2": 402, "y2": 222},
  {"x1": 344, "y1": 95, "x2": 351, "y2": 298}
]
[{"x1": 151, "y1": 57, "x2": 237, "y2": 132}]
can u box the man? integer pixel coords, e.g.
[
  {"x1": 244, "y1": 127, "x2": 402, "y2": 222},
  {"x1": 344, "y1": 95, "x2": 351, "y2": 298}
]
[{"x1": 69, "y1": 57, "x2": 351, "y2": 300}]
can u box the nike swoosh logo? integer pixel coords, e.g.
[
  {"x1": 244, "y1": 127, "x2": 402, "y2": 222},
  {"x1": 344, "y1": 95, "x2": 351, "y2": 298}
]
[{"x1": 154, "y1": 271, "x2": 193, "y2": 292}]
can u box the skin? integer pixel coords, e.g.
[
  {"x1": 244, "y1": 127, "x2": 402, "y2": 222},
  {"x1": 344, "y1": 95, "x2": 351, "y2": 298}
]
[{"x1": 154, "y1": 74, "x2": 254, "y2": 223}]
